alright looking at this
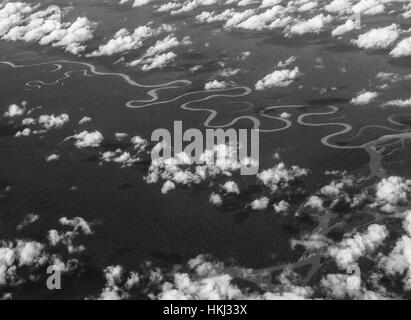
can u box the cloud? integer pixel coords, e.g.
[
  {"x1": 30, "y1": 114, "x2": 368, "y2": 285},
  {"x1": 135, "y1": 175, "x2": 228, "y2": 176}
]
[
  {"x1": 72, "y1": 131, "x2": 104, "y2": 148},
  {"x1": 250, "y1": 197, "x2": 270, "y2": 210},
  {"x1": 305, "y1": 195, "x2": 324, "y2": 210},
  {"x1": 136, "y1": 52, "x2": 177, "y2": 71},
  {"x1": 352, "y1": 0, "x2": 385, "y2": 15},
  {"x1": 378, "y1": 212, "x2": 411, "y2": 290},
  {"x1": 88, "y1": 24, "x2": 175, "y2": 57},
  {"x1": 88, "y1": 27, "x2": 153, "y2": 57},
  {"x1": 101, "y1": 150, "x2": 140, "y2": 167},
  {"x1": 235, "y1": 6, "x2": 288, "y2": 30},
  {"x1": 48, "y1": 217, "x2": 95, "y2": 254},
  {"x1": 153, "y1": 256, "x2": 313, "y2": 300},
  {"x1": 375, "y1": 72, "x2": 411, "y2": 84},
  {"x1": 320, "y1": 272, "x2": 388, "y2": 299},
  {"x1": 378, "y1": 235, "x2": 411, "y2": 290},
  {"x1": 125, "y1": 32, "x2": 191, "y2": 71},
  {"x1": 38, "y1": 114, "x2": 69, "y2": 130},
  {"x1": 120, "y1": 0, "x2": 154, "y2": 7},
  {"x1": 221, "y1": 181, "x2": 240, "y2": 194},
  {"x1": 332, "y1": 18, "x2": 357, "y2": 37},
  {"x1": 142, "y1": 34, "x2": 191, "y2": 58},
  {"x1": 224, "y1": 9, "x2": 256, "y2": 28},
  {"x1": 291, "y1": 233, "x2": 332, "y2": 251},
  {"x1": 0, "y1": 3, "x2": 96, "y2": 55},
  {"x1": 209, "y1": 193, "x2": 223, "y2": 206},
  {"x1": 374, "y1": 176, "x2": 411, "y2": 213},
  {"x1": 45, "y1": 154, "x2": 60, "y2": 162},
  {"x1": 350, "y1": 90, "x2": 378, "y2": 105},
  {"x1": 324, "y1": 0, "x2": 353, "y2": 14},
  {"x1": 389, "y1": 36, "x2": 411, "y2": 57},
  {"x1": 0, "y1": 239, "x2": 47, "y2": 288},
  {"x1": 170, "y1": 0, "x2": 220, "y2": 15},
  {"x1": 16, "y1": 213, "x2": 40, "y2": 231},
  {"x1": 15, "y1": 128, "x2": 31, "y2": 138},
  {"x1": 160, "y1": 180, "x2": 175, "y2": 194},
  {"x1": 3, "y1": 103, "x2": 25, "y2": 118},
  {"x1": 260, "y1": 0, "x2": 282, "y2": 8},
  {"x1": 157, "y1": 2, "x2": 182, "y2": 12},
  {"x1": 145, "y1": 143, "x2": 258, "y2": 187},
  {"x1": 257, "y1": 162, "x2": 309, "y2": 192},
  {"x1": 273, "y1": 200, "x2": 290, "y2": 213},
  {"x1": 255, "y1": 67, "x2": 302, "y2": 90},
  {"x1": 79, "y1": 116, "x2": 92, "y2": 125},
  {"x1": 285, "y1": 14, "x2": 333, "y2": 36},
  {"x1": 196, "y1": 9, "x2": 236, "y2": 23},
  {"x1": 327, "y1": 224, "x2": 388, "y2": 269},
  {"x1": 352, "y1": 24, "x2": 400, "y2": 50},
  {"x1": 382, "y1": 97, "x2": 411, "y2": 108},
  {"x1": 204, "y1": 80, "x2": 228, "y2": 90},
  {"x1": 277, "y1": 56, "x2": 297, "y2": 68}
]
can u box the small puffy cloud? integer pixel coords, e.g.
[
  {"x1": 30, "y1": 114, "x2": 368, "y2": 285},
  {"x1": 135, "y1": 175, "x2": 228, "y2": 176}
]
[
  {"x1": 375, "y1": 72, "x2": 411, "y2": 84},
  {"x1": 389, "y1": 36, "x2": 411, "y2": 58},
  {"x1": 273, "y1": 200, "x2": 289, "y2": 213},
  {"x1": 45, "y1": 154, "x2": 60, "y2": 162},
  {"x1": 157, "y1": 2, "x2": 182, "y2": 12},
  {"x1": 291, "y1": 233, "x2": 332, "y2": 251},
  {"x1": 379, "y1": 235, "x2": 411, "y2": 290},
  {"x1": 78, "y1": 116, "x2": 92, "y2": 125},
  {"x1": 255, "y1": 67, "x2": 302, "y2": 90},
  {"x1": 15, "y1": 128, "x2": 31, "y2": 138},
  {"x1": 250, "y1": 197, "x2": 270, "y2": 210},
  {"x1": 132, "y1": 52, "x2": 177, "y2": 71},
  {"x1": 161, "y1": 180, "x2": 176, "y2": 194},
  {"x1": 88, "y1": 25, "x2": 168, "y2": 57},
  {"x1": 114, "y1": 133, "x2": 129, "y2": 141},
  {"x1": 257, "y1": 162, "x2": 308, "y2": 192},
  {"x1": 221, "y1": 181, "x2": 240, "y2": 195},
  {"x1": 260, "y1": 0, "x2": 282, "y2": 8},
  {"x1": 120, "y1": 0, "x2": 154, "y2": 7},
  {"x1": 280, "y1": 112, "x2": 291, "y2": 119},
  {"x1": 224, "y1": 9, "x2": 256, "y2": 29},
  {"x1": 204, "y1": 80, "x2": 228, "y2": 90},
  {"x1": 143, "y1": 34, "x2": 191, "y2": 58},
  {"x1": 327, "y1": 224, "x2": 388, "y2": 269},
  {"x1": 209, "y1": 193, "x2": 223, "y2": 206},
  {"x1": 131, "y1": 136, "x2": 147, "y2": 149},
  {"x1": 48, "y1": 217, "x2": 95, "y2": 254},
  {"x1": 98, "y1": 265, "x2": 130, "y2": 300},
  {"x1": 285, "y1": 14, "x2": 333, "y2": 37},
  {"x1": 101, "y1": 150, "x2": 139, "y2": 167},
  {"x1": 382, "y1": 97, "x2": 411, "y2": 108},
  {"x1": 3, "y1": 104, "x2": 24, "y2": 118},
  {"x1": 332, "y1": 18, "x2": 357, "y2": 37},
  {"x1": 38, "y1": 114, "x2": 69, "y2": 130},
  {"x1": 305, "y1": 195, "x2": 324, "y2": 210},
  {"x1": 145, "y1": 144, "x2": 258, "y2": 187},
  {"x1": 16, "y1": 213, "x2": 40, "y2": 231},
  {"x1": 0, "y1": 3, "x2": 96, "y2": 55},
  {"x1": 375, "y1": 176, "x2": 411, "y2": 213},
  {"x1": 352, "y1": 24, "x2": 400, "y2": 50},
  {"x1": 324, "y1": 0, "x2": 353, "y2": 14},
  {"x1": 277, "y1": 56, "x2": 296, "y2": 68},
  {"x1": 72, "y1": 131, "x2": 104, "y2": 148},
  {"x1": 319, "y1": 272, "x2": 384, "y2": 299},
  {"x1": 352, "y1": 0, "x2": 385, "y2": 15},
  {"x1": 350, "y1": 91, "x2": 378, "y2": 105},
  {"x1": 0, "y1": 239, "x2": 47, "y2": 289}
]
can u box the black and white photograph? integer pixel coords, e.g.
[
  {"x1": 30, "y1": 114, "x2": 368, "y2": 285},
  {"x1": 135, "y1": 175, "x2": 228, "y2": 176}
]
[{"x1": 1, "y1": 0, "x2": 411, "y2": 304}]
